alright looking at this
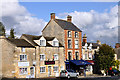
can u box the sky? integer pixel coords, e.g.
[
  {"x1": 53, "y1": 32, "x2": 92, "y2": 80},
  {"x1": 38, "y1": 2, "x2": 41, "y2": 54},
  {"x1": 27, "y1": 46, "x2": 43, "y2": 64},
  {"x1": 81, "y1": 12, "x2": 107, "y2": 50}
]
[{"x1": 0, "y1": 0, "x2": 119, "y2": 48}]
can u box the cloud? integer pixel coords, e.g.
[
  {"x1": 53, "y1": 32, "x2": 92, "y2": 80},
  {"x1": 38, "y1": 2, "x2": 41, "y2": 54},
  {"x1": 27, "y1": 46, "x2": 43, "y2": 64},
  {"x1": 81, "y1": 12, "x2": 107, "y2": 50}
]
[
  {"x1": 57, "y1": 5, "x2": 118, "y2": 47},
  {"x1": 1, "y1": 0, "x2": 46, "y2": 37}
]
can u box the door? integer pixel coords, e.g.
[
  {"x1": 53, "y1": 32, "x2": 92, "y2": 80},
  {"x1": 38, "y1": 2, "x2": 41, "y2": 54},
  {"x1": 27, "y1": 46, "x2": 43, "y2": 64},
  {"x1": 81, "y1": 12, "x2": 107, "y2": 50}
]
[
  {"x1": 48, "y1": 66, "x2": 51, "y2": 77},
  {"x1": 30, "y1": 67, "x2": 35, "y2": 78}
]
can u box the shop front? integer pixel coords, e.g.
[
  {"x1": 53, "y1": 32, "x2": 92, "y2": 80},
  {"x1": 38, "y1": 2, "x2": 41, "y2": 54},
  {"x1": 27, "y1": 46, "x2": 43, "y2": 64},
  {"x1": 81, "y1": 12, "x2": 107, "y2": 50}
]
[{"x1": 65, "y1": 59, "x2": 92, "y2": 76}]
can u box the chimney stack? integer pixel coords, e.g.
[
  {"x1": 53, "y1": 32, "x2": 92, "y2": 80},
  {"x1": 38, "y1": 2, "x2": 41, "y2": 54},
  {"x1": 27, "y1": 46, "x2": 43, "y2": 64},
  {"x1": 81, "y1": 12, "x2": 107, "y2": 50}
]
[
  {"x1": 83, "y1": 34, "x2": 87, "y2": 43},
  {"x1": 67, "y1": 15, "x2": 72, "y2": 22},
  {"x1": 50, "y1": 13, "x2": 55, "y2": 20}
]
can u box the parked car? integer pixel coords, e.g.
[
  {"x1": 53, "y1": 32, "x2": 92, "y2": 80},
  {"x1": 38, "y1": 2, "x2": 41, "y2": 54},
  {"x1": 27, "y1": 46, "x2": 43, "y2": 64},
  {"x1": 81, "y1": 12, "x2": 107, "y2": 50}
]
[
  {"x1": 108, "y1": 69, "x2": 119, "y2": 76},
  {"x1": 60, "y1": 70, "x2": 79, "y2": 78}
]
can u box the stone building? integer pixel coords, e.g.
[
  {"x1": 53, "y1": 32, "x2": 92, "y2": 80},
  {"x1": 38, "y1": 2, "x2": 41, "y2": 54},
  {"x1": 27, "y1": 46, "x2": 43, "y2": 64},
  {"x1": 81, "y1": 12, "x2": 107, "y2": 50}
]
[
  {"x1": 82, "y1": 34, "x2": 101, "y2": 75},
  {"x1": 42, "y1": 13, "x2": 82, "y2": 61},
  {"x1": 1, "y1": 34, "x2": 65, "y2": 78},
  {"x1": 21, "y1": 34, "x2": 65, "y2": 78},
  {"x1": 0, "y1": 36, "x2": 36, "y2": 78}
]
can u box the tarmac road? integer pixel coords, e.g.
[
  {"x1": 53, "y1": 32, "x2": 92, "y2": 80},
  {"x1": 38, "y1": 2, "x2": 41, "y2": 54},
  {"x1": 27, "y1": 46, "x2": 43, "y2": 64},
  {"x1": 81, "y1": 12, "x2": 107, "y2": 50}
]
[{"x1": 1, "y1": 76, "x2": 120, "y2": 80}]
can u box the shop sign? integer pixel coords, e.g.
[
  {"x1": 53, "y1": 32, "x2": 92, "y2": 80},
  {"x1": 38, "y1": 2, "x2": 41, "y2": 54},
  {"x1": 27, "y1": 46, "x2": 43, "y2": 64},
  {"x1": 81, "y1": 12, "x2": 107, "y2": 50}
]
[{"x1": 45, "y1": 61, "x2": 55, "y2": 65}]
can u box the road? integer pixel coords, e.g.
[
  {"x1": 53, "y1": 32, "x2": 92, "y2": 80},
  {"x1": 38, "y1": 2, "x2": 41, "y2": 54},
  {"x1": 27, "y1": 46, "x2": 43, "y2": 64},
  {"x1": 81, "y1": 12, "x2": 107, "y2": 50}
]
[{"x1": 1, "y1": 76, "x2": 120, "y2": 80}]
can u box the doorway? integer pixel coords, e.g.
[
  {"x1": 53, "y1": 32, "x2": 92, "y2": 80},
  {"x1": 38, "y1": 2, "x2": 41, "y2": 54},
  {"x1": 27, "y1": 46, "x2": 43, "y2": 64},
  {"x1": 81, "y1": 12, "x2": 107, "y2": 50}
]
[
  {"x1": 48, "y1": 66, "x2": 51, "y2": 77},
  {"x1": 30, "y1": 67, "x2": 35, "y2": 78}
]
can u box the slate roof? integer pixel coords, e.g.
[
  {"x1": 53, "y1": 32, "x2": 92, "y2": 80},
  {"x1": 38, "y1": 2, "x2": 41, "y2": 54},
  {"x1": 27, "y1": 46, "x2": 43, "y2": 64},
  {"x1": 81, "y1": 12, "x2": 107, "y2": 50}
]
[
  {"x1": 21, "y1": 34, "x2": 63, "y2": 47},
  {"x1": 22, "y1": 34, "x2": 42, "y2": 46},
  {"x1": 54, "y1": 19, "x2": 82, "y2": 32},
  {"x1": 7, "y1": 38, "x2": 35, "y2": 47},
  {"x1": 82, "y1": 42, "x2": 100, "y2": 49},
  {"x1": 114, "y1": 48, "x2": 120, "y2": 59}
]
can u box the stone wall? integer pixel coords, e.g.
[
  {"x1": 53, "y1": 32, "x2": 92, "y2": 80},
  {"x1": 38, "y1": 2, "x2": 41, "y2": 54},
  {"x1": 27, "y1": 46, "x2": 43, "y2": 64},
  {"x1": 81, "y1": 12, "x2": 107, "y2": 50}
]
[{"x1": 42, "y1": 20, "x2": 65, "y2": 46}]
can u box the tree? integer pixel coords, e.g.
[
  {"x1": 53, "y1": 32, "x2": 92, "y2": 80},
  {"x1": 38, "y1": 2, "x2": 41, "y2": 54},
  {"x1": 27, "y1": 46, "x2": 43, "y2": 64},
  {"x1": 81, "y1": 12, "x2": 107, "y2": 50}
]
[
  {"x1": 113, "y1": 60, "x2": 120, "y2": 70},
  {"x1": 0, "y1": 22, "x2": 6, "y2": 36},
  {"x1": 95, "y1": 44, "x2": 115, "y2": 72},
  {"x1": 9, "y1": 28, "x2": 15, "y2": 38}
]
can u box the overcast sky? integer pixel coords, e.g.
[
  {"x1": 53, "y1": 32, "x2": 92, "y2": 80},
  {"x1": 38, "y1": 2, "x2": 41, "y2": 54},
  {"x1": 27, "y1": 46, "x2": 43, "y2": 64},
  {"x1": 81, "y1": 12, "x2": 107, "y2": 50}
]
[{"x1": 0, "y1": 0, "x2": 119, "y2": 47}]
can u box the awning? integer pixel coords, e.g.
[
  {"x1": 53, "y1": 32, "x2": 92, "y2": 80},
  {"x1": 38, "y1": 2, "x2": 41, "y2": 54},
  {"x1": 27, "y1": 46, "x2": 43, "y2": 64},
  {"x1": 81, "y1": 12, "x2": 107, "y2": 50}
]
[
  {"x1": 86, "y1": 60, "x2": 94, "y2": 65},
  {"x1": 69, "y1": 60, "x2": 92, "y2": 66}
]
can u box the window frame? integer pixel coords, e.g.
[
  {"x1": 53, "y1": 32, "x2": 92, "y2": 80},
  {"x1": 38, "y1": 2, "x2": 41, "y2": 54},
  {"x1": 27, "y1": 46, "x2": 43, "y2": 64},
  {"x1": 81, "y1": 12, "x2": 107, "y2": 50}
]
[
  {"x1": 75, "y1": 40, "x2": 79, "y2": 49},
  {"x1": 53, "y1": 41, "x2": 59, "y2": 47},
  {"x1": 54, "y1": 54, "x2": 58, "y2": 60},
  {"x1": 75, "y1": 52, "x2": 79, "y2": 60},
  {"x1": 40, "y1": 66, "x2": 46, "y2": 73},
  {"x1": 53, "y1": 66, "x2": 58, "y2": 73},
  {"x1": 75, "y1": 32, "x2": 78, "y2": 38},
  {"x1": 68, "y1": 40, "x2": 72, "y2": 49},
  {"x1": 68, "y1": 52, "x2": 72, "y2": 60},
  {"x1": 40, "y1": 40, "x2": 45, "y2": 46},
  {"x1": 68, "y1": 31, "x2": 71, "y2": 37},
  {"x1": 21, "y1": 47, "x2": 25, "y2": 52},
  {"x1": 40, "y1": 54, "x2": 45, "y2": 61},
  {"x1": 20, "y1": 54, "x2": 27, "y2": 61},
  {"x1": 19, "y1": 68, "x2": 28, "y2": 75}
]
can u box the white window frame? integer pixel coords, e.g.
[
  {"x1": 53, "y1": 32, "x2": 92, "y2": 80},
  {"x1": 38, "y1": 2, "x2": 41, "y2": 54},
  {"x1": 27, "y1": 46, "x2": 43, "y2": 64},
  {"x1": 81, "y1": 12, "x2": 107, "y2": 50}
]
[
  {"x1": 19, "y1": 68, "x2": 28, "y2": 75},
  {"x1": 40, "y1": 54, "x2": 45, "y2": 61},
  {"x1": 68, "y1": 31, "x2": 71, "y2": 37},
  {"x1": 40, "y1": 40, "x2": 45, "y2": 46},
  {"x1": 75, "y1": 32, "x2": 78, "y2": 38},
  {"x1": 40, "y1": 66, "x2": 46, "y2": 73},
  {"x1": 54, "y1": 54, "x2": 58, "y2": 60},
  {"x1": 68, "y1": 40, "x2": 72, "y2": 48},
  {"x1": 53, "y1": 41, "x2": 59, "y2": 46},
  {"x1": 21, "y1": 47, "x2": 25, "y2": 52},
  {"x1": 53, "y1": 66, "x2": 58, "y2": 73},
  {"x1": 20, "y1": 54, "x2": 27, "y2": 61},
  {"x1": 75, "y1": 40, "x2": 79, "y2": 49}
]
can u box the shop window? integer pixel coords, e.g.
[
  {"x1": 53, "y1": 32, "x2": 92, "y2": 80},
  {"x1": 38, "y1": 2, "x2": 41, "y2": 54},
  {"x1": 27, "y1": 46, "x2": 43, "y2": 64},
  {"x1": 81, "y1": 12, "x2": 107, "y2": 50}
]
[
  {"x1": 40, "y1": 40, "x2": 45, "y2": 46},
  {"x1": 68, "y1": 40, "x2": 72, "y2": 48},
  {"x1": 20, "y1": 54, "x2": 27, "y2": 61},
  {"x1": 68, "y1": 52, "x2": 72, "y2": 60},
  {"x1": 53, "y1": 41, "x2": 59, "y2": 46},
  {"x1": 21, "y1": 47, "x2": 25, "y2": 52},
  {"x1": 89, "y1": 53, "x2": 92, "y2": 60},
  {"x1": 54, "y1": 54, "x2": 58, "y2": 60},
  {"x1": 40, "y1": 54, "x2": 45, "y2": 60},
  {"x1": 75, "y1": 32, "x2": 78, "y2": 38},
  {"x1": 53, "y1": 66, "x2": 58, "y2": 72},
  {"x1": 85, "y1": 54, "x2": 87, "y2": 60},
  {"x1": 40, "y1": 67, "x2": 46, "y2": 73},
  {"x1": 68, "y1": 31, "x2": 71, "y2": 37},
  {"x1": 75, "y1": 40, "x2": 79, "y2": 49},
  {"x1": 75, "y1": 52, "x2": 79, "y2": 60},
  {"x1": 19, "y1": 68, "x2": 27, "y2": 74},
  {"x1": 86, "y1": 65, "x2": 91, "y2": 72}
]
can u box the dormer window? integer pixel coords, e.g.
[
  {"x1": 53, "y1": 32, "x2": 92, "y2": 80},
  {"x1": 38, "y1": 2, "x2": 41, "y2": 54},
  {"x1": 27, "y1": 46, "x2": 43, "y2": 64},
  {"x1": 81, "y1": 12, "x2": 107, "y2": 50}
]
[
  {"x1": 40, "y1": 40, "x2": 45, "y2": 46},
  {"x1": 53, "y1": 41, "x2": 59, "y2": 46},
  {"x1": 75, "y1": 32, "x2": 78, "y2": 38},
  {"x1": 68, "y1": 31, "x2": 71, "y2": 37}
]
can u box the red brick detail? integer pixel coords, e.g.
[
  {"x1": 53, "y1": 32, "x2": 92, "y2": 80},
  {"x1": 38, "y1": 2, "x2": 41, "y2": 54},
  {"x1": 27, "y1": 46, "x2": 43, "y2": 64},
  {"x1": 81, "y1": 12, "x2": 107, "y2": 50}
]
[
  {"x1": 64, "y1": 30, "x2": 68, "y2": 60},
  {"x1": 79, "y1": 32, "x2": 82, "y2": 59}
]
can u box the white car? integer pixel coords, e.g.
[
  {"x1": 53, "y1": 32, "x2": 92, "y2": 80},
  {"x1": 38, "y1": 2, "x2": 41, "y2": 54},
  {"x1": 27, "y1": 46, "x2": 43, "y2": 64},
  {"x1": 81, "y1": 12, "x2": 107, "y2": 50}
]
[{"x1": 60, "y1": 70, "x2": 79, "y2": 78}]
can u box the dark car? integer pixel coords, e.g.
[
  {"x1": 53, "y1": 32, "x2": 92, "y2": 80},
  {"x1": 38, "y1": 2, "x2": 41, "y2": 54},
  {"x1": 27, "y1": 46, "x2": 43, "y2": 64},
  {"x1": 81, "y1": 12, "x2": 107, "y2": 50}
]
[{"x1": 108, "y1": 69, "x2": 119, "y2": 76}]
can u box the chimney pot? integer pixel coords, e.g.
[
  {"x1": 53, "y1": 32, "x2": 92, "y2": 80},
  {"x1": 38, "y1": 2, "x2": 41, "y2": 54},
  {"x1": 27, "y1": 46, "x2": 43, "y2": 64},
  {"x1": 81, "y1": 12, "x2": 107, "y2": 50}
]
[
  {"x1": 83, "y1": 34, "x2": 87, "y2": 43},
  {"x1": 67, "y1": 15, "x2": 72, "y2": 22},
  {"x1": 50, "y1": 13, "x2": 55, "y2": 20}
]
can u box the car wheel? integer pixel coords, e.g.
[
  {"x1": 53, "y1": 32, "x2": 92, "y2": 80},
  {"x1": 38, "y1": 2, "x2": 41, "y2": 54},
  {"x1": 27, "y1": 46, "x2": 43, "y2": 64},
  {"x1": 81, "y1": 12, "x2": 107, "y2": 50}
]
[
  {"x1": 76, "y1": 75, "x2": 79, "y2": 78},
  {"x1": 67, "y1": 75, "x2": 70, "y2": 79}
]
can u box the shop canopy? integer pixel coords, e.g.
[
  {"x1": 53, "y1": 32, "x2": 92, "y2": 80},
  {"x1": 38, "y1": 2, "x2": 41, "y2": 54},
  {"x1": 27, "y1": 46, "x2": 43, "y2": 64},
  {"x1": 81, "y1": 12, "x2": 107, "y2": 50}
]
[{"x1": 69, "y1": 59, "x2": 92, "y2": 66}]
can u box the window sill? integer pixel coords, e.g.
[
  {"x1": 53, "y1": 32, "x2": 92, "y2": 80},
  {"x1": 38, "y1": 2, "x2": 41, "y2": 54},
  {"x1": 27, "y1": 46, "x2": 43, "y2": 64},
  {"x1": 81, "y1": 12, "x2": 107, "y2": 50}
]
[{"x1": 40, "y1": 72, "x2": 46, "y2": 73}]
